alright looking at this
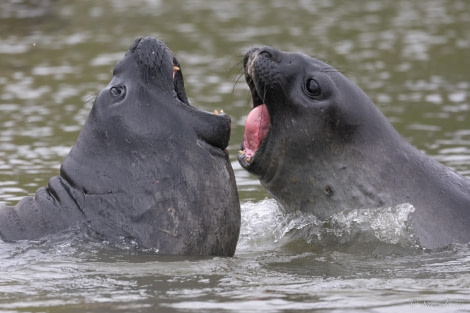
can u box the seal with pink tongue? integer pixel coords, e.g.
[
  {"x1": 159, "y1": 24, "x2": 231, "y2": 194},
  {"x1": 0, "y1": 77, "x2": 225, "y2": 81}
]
[{"x1": 243, "y1": 104, "x2": 270, "y2": 160}]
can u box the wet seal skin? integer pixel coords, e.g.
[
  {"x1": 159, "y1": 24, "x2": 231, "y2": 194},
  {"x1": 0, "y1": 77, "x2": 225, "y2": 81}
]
[
  {"x1": 0, "y1": 37, "x2": 240, "y2": 256},
  {"x1": 238, "y1": 46, "x2": 470, "y2": 249}
]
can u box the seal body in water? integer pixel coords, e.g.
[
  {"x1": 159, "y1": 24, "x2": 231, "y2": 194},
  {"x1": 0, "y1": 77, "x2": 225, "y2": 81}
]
[
  {"x1": 238, "y1": 46, "x2": 470, "y2": 249},
  {"x1": 0, "y1": 37, "x2": 240, "y2": 256}
]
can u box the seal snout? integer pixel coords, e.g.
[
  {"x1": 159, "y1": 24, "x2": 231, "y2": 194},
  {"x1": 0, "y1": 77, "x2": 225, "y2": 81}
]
[
  {"x1": 244, "y1": 46, "x2": 280, "y2": 107},
  {"x1": 128, "y1": 37, "x2": 181, "y2": 84},
  {"x1": 244, "y1": 46, "x2": 280, "y2": 69},
  {"x1": 133, "y1": 37, "x2": 167, "y2": 70},
  {"x1": 126, "y1": 37, "x2": 189, "y2": 106}
]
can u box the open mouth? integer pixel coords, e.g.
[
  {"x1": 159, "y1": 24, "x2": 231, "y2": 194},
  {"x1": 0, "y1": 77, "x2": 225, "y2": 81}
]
[
  {"x1": 238, "y1": 67, "x2": 271, "y2": 166},
  {"x1": 171, "y1": 59, "x2": 191, "y2": 106}
]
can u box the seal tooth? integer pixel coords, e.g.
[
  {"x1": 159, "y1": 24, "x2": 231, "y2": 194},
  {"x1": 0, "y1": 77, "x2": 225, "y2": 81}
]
[
  {"x1": 238, "y1": 150, "x2": 251, "y2": 163},
  {"x1": 214, "y1": 109, "x2": 219, "y2": 115},
  {"x1": 172, "y1": 66, "x2": 180, "y2": 79}
]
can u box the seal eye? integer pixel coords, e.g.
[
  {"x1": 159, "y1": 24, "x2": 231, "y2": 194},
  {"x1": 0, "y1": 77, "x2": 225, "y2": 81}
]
[
  {"x1": 110, "y1": 86, "x2": 126, "y2": 97},
  {"x1": 305, "y1": 79, "x2": 321, "y2": 97}
]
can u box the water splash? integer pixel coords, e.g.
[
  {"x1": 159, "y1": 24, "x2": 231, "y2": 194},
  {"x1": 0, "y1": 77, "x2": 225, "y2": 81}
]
[{"x1": 239, "y1": 199, "x2": 420, "y2": 253}]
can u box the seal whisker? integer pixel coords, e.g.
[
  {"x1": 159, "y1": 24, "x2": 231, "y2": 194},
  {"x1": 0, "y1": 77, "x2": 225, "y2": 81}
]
[
  {"x1": 245, "y1": 92, "x2": 254, "y2": 108},
  {"x1": 173, "y1": 53, "x2": 184, "y2": 64},
  {"x1": 232, "y1": 70, "x2": 246, "y2": 96},
  {"x1": 228, "y1": 58, "x2": 244, "y2": 77},
  {"x1": 320, "y1": 67, "x2": 340, "y2": 73},
  {"x1": 83, "y1": 94, "x2": 97, "y2": 109},
  {"x1": 83, "y1": 94, "x2": 96, "y2": 105},
  {"x1": 274, "y1": 78, "x2": 289, "y2": 102},
  {"x1": 229, "y1": 55, "x2": 251, "y2": 101}
]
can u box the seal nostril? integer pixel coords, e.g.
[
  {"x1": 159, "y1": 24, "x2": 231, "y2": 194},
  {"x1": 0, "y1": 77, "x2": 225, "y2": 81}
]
[
  {"x1": 258, "y1": 47, "x2": 282, "y2": 62},
  {"x1": 259, "y1": 49, "x2": 273, "y2": 59}
]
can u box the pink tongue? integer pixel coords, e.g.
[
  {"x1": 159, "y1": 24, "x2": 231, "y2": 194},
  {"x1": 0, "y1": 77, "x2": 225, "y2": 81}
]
[{"x1": 243, "y1": 104, "x2": 270, "y2": 158}]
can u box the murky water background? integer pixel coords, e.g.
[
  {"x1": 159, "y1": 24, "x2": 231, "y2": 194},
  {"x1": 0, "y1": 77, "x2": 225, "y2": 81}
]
[{"x1": 1, "y1": 0, "x2": 470, "y2": 312}]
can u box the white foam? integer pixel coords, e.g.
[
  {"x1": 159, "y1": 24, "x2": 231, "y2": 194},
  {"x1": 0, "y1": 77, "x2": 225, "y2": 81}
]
[{"x1": 239, "y1": 200, "x2": 420, "y2": 252}]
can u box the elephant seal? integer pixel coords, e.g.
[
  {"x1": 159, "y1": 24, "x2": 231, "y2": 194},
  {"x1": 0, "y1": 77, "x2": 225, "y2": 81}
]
[
  {"x1": 238, "y1": 46, "x2": 470, "y2": 249},
  {"x1": 0, "y1": 37, "x2": 240, "y2": 256}
]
